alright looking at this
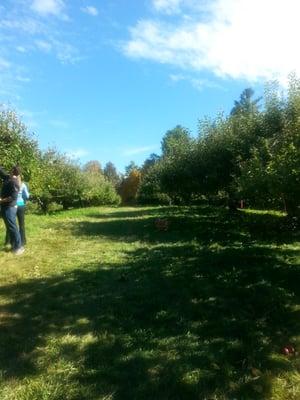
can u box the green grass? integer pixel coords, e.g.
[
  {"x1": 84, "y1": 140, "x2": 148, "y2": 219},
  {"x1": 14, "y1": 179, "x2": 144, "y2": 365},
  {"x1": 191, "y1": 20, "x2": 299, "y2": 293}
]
[{"x1": 0, "y1": 205, "x2": 299, "y2": 400}]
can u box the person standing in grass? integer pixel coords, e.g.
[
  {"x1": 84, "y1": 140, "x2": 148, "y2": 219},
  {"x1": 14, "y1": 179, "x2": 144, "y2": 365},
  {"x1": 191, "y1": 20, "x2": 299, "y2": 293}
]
[
  {"x1": 0, "y1": 165, "x2": 24, "y2": 255},
  {"x1": 5, "y1": 166, "x2": 30, "y2": 248}
]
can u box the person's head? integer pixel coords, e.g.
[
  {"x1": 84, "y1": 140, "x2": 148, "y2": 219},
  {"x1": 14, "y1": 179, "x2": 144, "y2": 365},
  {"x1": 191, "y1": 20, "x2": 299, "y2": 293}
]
[
  {"x1": 11, "y1": 165, "x2": 21, "y2": 177},
  {"x1": 10, "y1": 165, "x2": 22, "y2": 185}
]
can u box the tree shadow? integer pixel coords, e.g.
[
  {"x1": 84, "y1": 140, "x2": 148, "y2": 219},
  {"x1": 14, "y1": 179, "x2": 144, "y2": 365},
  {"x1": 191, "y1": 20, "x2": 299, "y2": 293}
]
[
  {"x1": 71, "y1": 206, "x2": 298, "y2": 246},
  {"x1": 84, "y1": 206, "x2": 174, "y2": 220},
  {"x1": 84, "y1": 205, "x2": 221, "y2": 221},
  {"x1": 0, "y1": 235, "x2": 299, "y2": 398}
]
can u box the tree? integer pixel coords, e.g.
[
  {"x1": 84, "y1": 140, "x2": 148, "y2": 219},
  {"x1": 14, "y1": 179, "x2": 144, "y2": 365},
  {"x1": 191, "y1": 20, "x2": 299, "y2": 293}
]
[
  {"x1": 156, "y1": 126, "x2": 196, "y2": 203},
  {"x1": 0, "y1": 107, "x2": 40, "y2": 182},
  {"x1": 103, "y1": 161, "x2": 120, "y2": 188},
  {"x1": 141, "y1": 153, "x2": 160, "y2": 175},
  {"x1": 83, "y1": 160, "x2": 103, "y2": 175},
  {"x1": 237, "y1": 76, "x2": 300, "y2": 215},
  {"x1": 119, "y1": 169, "x2": 142, "y2": 204},
  {"x1": 161, "y1": 125, "x2": 192, "y2": 157},
  {"x1": 0, "y1": 107, "x2": 121, "y2": 212},
  {"x1": 125, "y1": 161, "x2": 139, "y2": 177},
  {"x1": 32, "y1": 149, "x2": 84, "y2": 212},
  {"x1": 138, "y1": 162, "x2": 171, "y2": 205},
  {"x1": 81, "y1": 169, "x2": 120, "y2": 207},
  {"x1": 230, "y1": 88, "x2": 262, "y2": 116}
]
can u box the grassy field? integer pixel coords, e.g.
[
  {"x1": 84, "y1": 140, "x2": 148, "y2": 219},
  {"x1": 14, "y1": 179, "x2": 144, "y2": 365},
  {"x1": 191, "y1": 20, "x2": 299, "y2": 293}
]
[{"x1": 0, "y1": 205, "x2": 299, "y2": 400}]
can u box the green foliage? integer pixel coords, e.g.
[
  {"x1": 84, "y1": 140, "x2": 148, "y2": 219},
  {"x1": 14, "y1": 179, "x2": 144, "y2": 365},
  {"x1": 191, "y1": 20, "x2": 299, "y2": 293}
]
[
  {"x1": 238, "y1": 76, "x2": 300, "y2": 215},
  {"x1": 137, "y1": 163, "x2": 171, "y2": 205},
  {"x1": 124, "y1": 161, "x2": 139, "y2": 177},
  {"x1": 119, "y1": 168, "x2": 141, "y2": 204},
  {"x1": 0, "y1": 108, "x2": 120, "y2": 212},
  {"x1": 81, "y1": 169, "x2": 120, "y2": 207},
  {"x1": 141, "y1": 153, "x2": 160, "y2": 174},
  {"x1": 145, "y1": 78, "x2": 299, "y2": 214},
  {"x1": 2, "y1": 75, "x2": 299, "y2": 215},
  {"x1": 32, "y1": 149, "x2": 85, "y2": 212},
  {"x1": 103, "y1": 161, "x2": 120, "y2": 188},
  {"x1": 157, "y1": 126, "x2": 196, "y2": 203},
  {"x1": 0, "y1": 107, "x2": 40, "y2": 181},
  {"x1": 82, "y1": 160, "x2": 103, "y2": 174},
  {"x1": 230, "y1": 87, "x2": 262, "y2": 116},
  {"x1": 161, "y1": 125, "x2": 192, "y2": 158}
]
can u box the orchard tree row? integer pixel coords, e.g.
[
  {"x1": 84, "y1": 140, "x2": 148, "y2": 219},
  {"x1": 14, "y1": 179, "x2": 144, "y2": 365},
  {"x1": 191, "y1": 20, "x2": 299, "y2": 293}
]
[
  {"x1": 134, "y1": 76, "x2": 300, "y2": 216},
  {"x1": 1, "y1": 74, "x2": 299, "y2": 215},
  {"x1": 0, "y1": 109, "x2": 120, "y2": 212}
]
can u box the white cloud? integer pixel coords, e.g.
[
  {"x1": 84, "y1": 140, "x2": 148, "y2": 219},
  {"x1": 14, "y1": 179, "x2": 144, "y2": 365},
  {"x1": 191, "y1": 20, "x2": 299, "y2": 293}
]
[
  {"x1": 16, "y1": 76, "x2": 31, "y2": 83},
  {"x1": 0, "y1": 1, "x2": 82, "y2": 102},
  {"x1": 31, "y1": 0, "x2": 66, "y2": 18},
  {"x1": 34, "y1": 38, "x2": 80, "y2": 63},
  {"x1": 0, "y1": 57, "x2": 31, "y2": 102},
  {"x1": 122, "y1": 146, "x2": 157, "y2": 156},
  {"x1": 152, "y1": 0, "x2": 182, "y2": 14},
  {"x1": 67, "y1": 148, "x2": 89, "y2": 159},
  {"x1": 49, "y1": 119, "x2": 69, "y2": 129},
  {"x1": 170, "y1": 73, "x2": 224, "y2": 91},
  {"x1": 0, "y1": 17, "x2": 43, "y2": 35},
  {"x1": 18, "y1": 109, "x2": 41, "y2": 129},
  {"x1": 35, "y1": 39, "x2": 52, "y2": 53},
  {"x1": 124, "y1": 0, "x2": 300, "y2": 83},
  {"x1": 152, "y1": 0, "x2": 211, "y2": 15},
  {"x1": 0, "y1": 4, "x2": 77, "y2": 65},
  {"x1": 0, "y1": 57, "x2": 11, "y2": 70},
  {"x1": 16, "y1": 46, "x2": 27, "y2": 53},
  {"x1": 81, "y1": 6, "x2": 99, "y2": 17},
  {"x1": 54, "y1": 40, "x2": 81, "y2": 64}
]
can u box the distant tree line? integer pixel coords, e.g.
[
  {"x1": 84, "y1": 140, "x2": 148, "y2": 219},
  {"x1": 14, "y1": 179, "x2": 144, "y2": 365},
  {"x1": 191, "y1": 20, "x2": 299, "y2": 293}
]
[{"x1": 1, "y1": 74, "x2": 299, "y2": 216}]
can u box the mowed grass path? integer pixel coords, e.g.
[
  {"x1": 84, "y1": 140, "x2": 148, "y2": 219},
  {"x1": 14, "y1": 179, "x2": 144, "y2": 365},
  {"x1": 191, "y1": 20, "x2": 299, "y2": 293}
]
[{"x1": 0, "y1": 206, "x2": 299, "y2": 400}]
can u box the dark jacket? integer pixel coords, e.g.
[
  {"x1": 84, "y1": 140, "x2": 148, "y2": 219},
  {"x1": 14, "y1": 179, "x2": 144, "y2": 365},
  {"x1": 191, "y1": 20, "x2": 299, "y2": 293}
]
[{"x1": 0, "y1": 167, "x2": 19, "y2": 208}]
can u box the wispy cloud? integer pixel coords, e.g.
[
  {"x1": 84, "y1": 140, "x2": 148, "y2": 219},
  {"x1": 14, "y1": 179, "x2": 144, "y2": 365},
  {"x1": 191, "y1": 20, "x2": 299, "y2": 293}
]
[
  {"x1": 124, "y1": 0, "x2": 300, "y2": 84},
  {"x1": 66, "y1": 148, "x2": 90, "y2": 159},
  {"x1": 0, "y1": 57, "x2": 31, "y2": 102},
  {"x1": 122, "y1": 146, "x2": 157, "y2": 156},
  {"x1": 0, "y1": 2, "x2": 80, "y2": 69},
  {"x1": 152, "y1": 0, "x2": 211, "y2": 15},
  {"x1": 0, "y1": 57, "x2": 11, "y2": 70},
  {"x1": 16, "y1": 46, "x2": 27, "y2": 53},
  {"x1": 17, "y1": 108, "x2": 42, "y2": 130},
  {"x1": 31, "y1": 0, "x2": 67, "y2": 19},
  {"x1": 81, "y1": 6, "x2": 99, "y2": 17},
  {"x1": 152, "y1": 0, "x2": 182, "y2": 14},
  {"x1": 170, "y1": 74, "x2": 224, "y2": 91},
  {"x1": 16, "y1": 76, "x2": 31, "y2": 83},
  {"x1": 0, "y1": 17, "x2": 43, "y2": 35},
  {"x1": 0, "y1": 1, "x2": 83, "y2": 101},
  {"x1": 35, "y1": 39, "x2": 52, "y2": 53},
  {"x1": 52, "y1": 40, "x2": 81, "y2": 64},
  {"x1": 49, "y1": 119, "x2": 69, "y2": 129},
  {"x1": 35, "y1": 38, "x2": 80, "y2": 63}
]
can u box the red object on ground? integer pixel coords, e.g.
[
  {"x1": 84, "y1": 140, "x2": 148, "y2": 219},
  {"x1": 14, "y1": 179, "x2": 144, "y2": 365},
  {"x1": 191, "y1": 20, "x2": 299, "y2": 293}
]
[
  {"x1": 281, "y1": 345, "x2": 295, "y2": 355},
  {"x1": 282, "y1": 347, "x2": 290, "y2": 355},
  {"x1": 155, "y1": 218, "x2": 169, "y2": 231}
]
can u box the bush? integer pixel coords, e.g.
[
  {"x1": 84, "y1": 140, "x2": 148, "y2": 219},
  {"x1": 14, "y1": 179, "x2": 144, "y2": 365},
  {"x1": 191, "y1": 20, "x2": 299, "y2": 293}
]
[{"x1": 81, "y1": 171, "x2": 121, "y2": 207}]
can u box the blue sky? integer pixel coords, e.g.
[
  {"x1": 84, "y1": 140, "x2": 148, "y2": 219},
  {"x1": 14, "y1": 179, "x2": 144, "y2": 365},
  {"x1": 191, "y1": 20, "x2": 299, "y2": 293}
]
[{"x1": 1, "y1": 0, "x2": 299, "y2": 172}]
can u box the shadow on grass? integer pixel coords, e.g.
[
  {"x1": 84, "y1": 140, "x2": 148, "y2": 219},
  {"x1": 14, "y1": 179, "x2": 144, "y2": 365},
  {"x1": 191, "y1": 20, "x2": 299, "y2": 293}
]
[
  {"x1": 84, "y1": 206, "x2": 173, "y2": 220},
  {"x1": 0, "y1": 207, "x2": 299, "y2": 399},
  {"x1": 74, "y1": 206, "x2": 298, "y2": 246}
]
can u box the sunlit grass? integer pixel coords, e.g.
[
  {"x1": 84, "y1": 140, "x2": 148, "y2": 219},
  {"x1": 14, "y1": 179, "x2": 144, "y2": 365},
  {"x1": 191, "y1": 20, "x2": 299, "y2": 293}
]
[{"x1": 0, "y1": 205, "x2": 299, "y2": 399}]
